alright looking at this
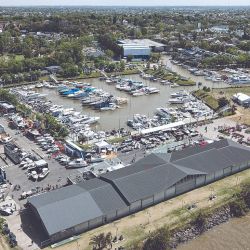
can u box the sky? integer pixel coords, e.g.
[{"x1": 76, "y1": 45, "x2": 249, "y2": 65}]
[{"x1": 1, "y1": 0, "x2": 250, "y2": 7}]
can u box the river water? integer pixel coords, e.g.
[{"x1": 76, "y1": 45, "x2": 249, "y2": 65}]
[
  {"x1": 38, "y1": 56, "x2": 227, "y2": 131},
  {"x1": 178, "y1": 214, "x2": 250, "y2": 250}
]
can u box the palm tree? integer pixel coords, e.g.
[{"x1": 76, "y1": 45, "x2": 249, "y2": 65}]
[
  {"x1": 89, "y1": 232, "x2": 113, "y2": 250},
  {"x1": 105, "y1": 232, "x2": 112, "y2": 249},
  {"x1": 89, "y1": 233, "x2": 106, "y2": 250}
]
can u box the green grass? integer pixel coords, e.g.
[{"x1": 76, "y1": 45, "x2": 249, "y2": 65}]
[
  {"x1": 193, "y1": 90, "x2": 220, "y2": 110},
  {"x1": 144, "y1": 68, "x2": 195, "y2": 85},
  {"x1": 14, "y1": 55, "x2": 24, "y2": 61},
  {"x1": 107, "y1": 136, "x2": 127, "y2": 144},
  {"x1": 213, "y1": 86, "x2": 250, "y2": 97}
]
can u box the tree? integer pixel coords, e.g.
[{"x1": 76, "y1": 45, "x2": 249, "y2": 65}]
[
  {"x1": 105, "y1": 50, "x2": 114, "y2": 58},
  {"x1": 61, "y1": 63, "x2": 79, "y2": 77},
  {"x1": 120, "y1": 61, "x2": 125, "y2": 71},
  {"x1": 218, "y1": 97, "x2": 229, "y2": 108},
  {"x1": 89, "y1": 232, "x2": 113, "y2": 250},
  {"x1": 127, "y1": 55, "x2": 133, "y2": 62}
]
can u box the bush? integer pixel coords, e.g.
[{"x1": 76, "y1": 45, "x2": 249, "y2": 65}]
[
  {"x1": 191, "y1": 212, "x2": 207, "y2": 232},
  {"x1": 229, "y1": 200, "x2": 247, "y2": 217},
  {"x1": 143, "y1": 227, "x2": 170, "y2": 250}
]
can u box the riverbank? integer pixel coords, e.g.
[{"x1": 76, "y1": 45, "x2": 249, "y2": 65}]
[
  {"x1": 130, "y1": 177, "x2": 250, "y2": 250},
  {"x1": 178, "y1": 213, "x2": 250, "y2": 250}
]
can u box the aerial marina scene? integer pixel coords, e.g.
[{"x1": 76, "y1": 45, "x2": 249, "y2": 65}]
[{"x1": 1, "y1": 3, "x2": 250, "y2": 250}]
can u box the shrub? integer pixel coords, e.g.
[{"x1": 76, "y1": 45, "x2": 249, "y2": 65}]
[
  {"x1": 229, "y1": 200, "x2": 247, "y2": 217},
  {"x1": 143, "y1": 227, "x2": 170, "y2": 250},
  {"x1": 191, "y1": 212, "x2": 207, "y2": 233}
]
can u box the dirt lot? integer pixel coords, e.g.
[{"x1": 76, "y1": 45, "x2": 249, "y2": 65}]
[
  {"x1": 212, "y1": 87, "x2": 250, "y2": 126},
  {"x1": 45, "y1": 167, "x2": 250, "y2": 250}
]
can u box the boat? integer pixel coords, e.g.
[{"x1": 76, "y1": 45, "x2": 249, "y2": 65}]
[
  {"x1": 145, "y1": 87, "x2": 160, "y2": 94},
  {"x1": 38, "y1": 168, "x2": 50, "y2": 180},
  {"x1": 35, "y1": 83, "x2": 43, "y2": 88},
  {"x1": 100, "y1": 103, "x2": 118, "y2": 111},
  {"x1": 28, "y1": 171, "x2": 38, "y2": 181},
  {"x1": 171, "y1": 91, "x2": 188, "y2": 98},
  {"x1": 106, "y1": 79, "x2": 113, "y2": 84},
  {"x1": 66, "y1": 158, "x2": 87, "y2": 169},
  {"x1": 170, "y1": 83, "x2": 180, "y2": 88},
  {"x1": 229, "y1": 75, "x2": 250, "y2": 85},
  {"x1": 168, "y1": 97, "x2": 185, "y2": 104}
]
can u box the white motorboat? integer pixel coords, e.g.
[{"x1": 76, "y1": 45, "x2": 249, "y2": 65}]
[
  {"x1": 170, "y1": 83, "x2": 180, "y2": 88},
  {"x1": 66, "y1": 158, "x2": 87, "y2": 168},
  {"x1": 28, "y1": 171, "x2": 38, "y2": 181},
  {"x1": 168, "y1": 98, "x2": 185, "y2": 104},
  {"x1": 38, "y1": 168, "x2": 50, "y2": 180}
]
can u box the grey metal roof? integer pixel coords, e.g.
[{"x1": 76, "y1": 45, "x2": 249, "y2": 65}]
[
  {"x1": 106, "y1": 163, "x2": 188, "y2": 204},
  {"x1": 170, "y1": 139, "x2": 231, "y2": 162},
  {"x1": 29, "y1": 179, "x2": 127, "y2": 236},
  {"x1": 218, "y1": 147, "x2": 250, "y2": 165},
  {"x1": 173, "y1": 148, "x2": 233, "y2": 173},
  {"x1": 29, "y1": 185, "x2": 103, "y2": 236},
  {"x1": 78, "y1": 179, "x2": 128, "y2": 213}
]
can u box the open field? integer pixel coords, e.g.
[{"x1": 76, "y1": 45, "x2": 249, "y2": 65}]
[
  {"x1": 46, "y1": 167, "x2": 250, "y2": 250},
  {"x1": 212, "y1": 87, "x2": 250, "y2": 125},
  {"x1": 212, "y1": 86, "x2": 250, "y2": 99}
]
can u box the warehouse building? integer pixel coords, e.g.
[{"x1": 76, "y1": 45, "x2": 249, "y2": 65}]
[
  {"x1": 117, "y1": 39, "x2": 165, "y2": 59},
  {"x1": 27, "y1": 139, "x2": 250, "y2": 245}
]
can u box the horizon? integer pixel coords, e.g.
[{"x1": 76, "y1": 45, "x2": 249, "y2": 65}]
[{"x1": 1, "y1": 0, "x2": 250, "y2": 7}]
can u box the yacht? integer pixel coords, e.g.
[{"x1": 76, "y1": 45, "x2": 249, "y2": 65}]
[
  {"x1": 38, "y1": 168, "x2": 50, "y2": 180},
  {"x1": 168, "y1": 97, "x2": 185, "y2": 104},
  {"x1": 229, "y1": 75, "x2": 250, "y2": 85},
  {"x1": 66, "y1": 158, "x2": 87, "y2": 169},
  {"x1": 171, "y1": 91, "x2": 188, "y2": 98},
  {"x1": 28, "y1": 171, "x2": 38, "y2": 181}
]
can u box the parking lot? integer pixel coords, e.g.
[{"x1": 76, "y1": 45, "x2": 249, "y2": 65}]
[{"x1": 0, "y1": 117, "x2": 80, "y2": 206}]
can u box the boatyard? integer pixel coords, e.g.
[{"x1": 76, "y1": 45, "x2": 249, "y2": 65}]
[{"x1": 1, "y1": 5, "x2": 250, "y2": 250}]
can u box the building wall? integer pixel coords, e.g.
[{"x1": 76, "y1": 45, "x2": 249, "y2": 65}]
[
  {"x1": 74, "y1": 222, "x2": 89, "y2": 234},
  {"x1": 154, "y1": 191, "x2": 165, "y2": 203},
  {"x1": 141, "y1": 196, "x2": 154, "y2": 208},
  {"x1": 123, "y1": 47, "x2": 151, "y2": 57},
  {"x1": 116, "y1": 206, "x2": 130, "y2": 218},
  {"x1": 88, "y1": 216, "x2": 103, "y2": 229},
  {"x1": 129, "y1": 200, "x2": 142, "y2": 212},
  {"x1": 175, "y1": 178, "x2": 196, "y2": 195},
  {"x1": 165, "y1": 186, "x2": 176, "y2": 199}
]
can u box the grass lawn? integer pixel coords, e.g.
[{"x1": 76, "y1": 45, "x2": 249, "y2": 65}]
[
  {"x1": 144, "y1": 68, "x2": 195, "y2": 86},
  {"x1": 194, "y1": 90, "x2": 220, "y2": 110},
  {"x1": 212, "y1": 86, "x2": 250, "y2": 99}
]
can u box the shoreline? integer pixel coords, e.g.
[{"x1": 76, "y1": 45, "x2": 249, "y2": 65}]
[{"x1": 128, "y1": 175, "x2": 250, "y2": 250}]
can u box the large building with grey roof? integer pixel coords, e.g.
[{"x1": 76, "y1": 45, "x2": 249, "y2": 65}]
[{"x1": 27, "y1": 139, "x2": 250, "y2": 246}]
